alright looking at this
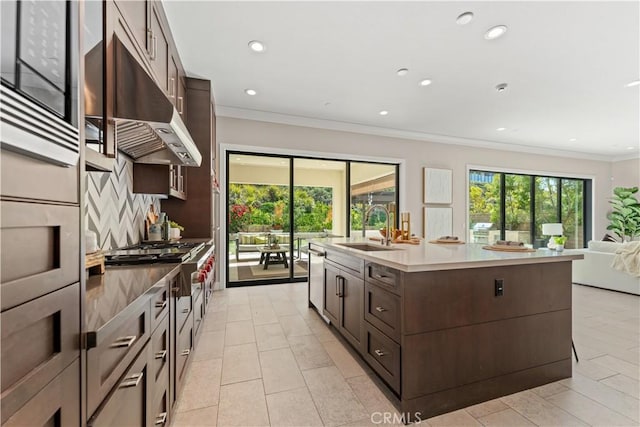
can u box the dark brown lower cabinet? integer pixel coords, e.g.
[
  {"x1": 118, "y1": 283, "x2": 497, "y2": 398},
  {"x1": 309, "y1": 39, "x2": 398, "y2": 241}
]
[
  {"x1": 0, "y1": 201, "x2": 80, "y2": 311},
  {"x1": 364, "y1": 323, "x2": 401, "y2": 393},
  {"x1": 170, "y1": 277, "x2": 194, "y2": 410},
  {"x1": 316, "y1": 245, "x2": 575, "y2": 420},
  {"x1": 174, "y1": 311, "x2": 193, "y2": 401},
  {"x1": 323, "y1": 260, "x2": 364, "y2": 352},
  {"x1": 3, "y1": 359, "x2": 80, "y2": 427},
  {"x1": 1, "y1": 283, "x2": 80, "y2": 424},
  {"x1": 150, "y1": 316, "x2": 170, "y2": 427},
  {"x1": 86, "y1": 299, "x2": 151, "y2": 416},
  {"x1": 88, "y1": 342, "x2": 153, "y2": 427},
  {"x1": 193, "y1": 291, "x2": 204, "y2": 337}
]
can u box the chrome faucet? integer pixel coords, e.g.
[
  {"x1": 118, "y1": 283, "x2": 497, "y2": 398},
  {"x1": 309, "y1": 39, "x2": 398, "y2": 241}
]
[{"x1": 366, "y1": 204, "x2": 392, "y2": 246}]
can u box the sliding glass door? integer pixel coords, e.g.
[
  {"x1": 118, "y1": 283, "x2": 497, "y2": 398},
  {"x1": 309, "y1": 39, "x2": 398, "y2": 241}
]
[
  {"x1": 226, "y1": 153, "x2": 399, "y2": 287},
  {"x1": 293, "y1": 159, "x2": 347, "y2": 279},
  {"x1": 228, "y1": 154, "x2": 291, "y2": 284}
]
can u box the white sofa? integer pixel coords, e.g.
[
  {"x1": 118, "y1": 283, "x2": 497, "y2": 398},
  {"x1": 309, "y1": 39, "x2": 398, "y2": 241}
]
[{"x1": 572, "y1": 240, "x2": 640, "y2": 295}]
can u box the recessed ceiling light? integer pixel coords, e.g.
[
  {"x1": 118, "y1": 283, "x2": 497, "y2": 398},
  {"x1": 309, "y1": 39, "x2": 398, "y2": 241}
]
[
  {"x1": 244, "y1": 89, "x2": 257, "y2": 96},
  {"x1": 496, "y1": 127, "x2": 506, "y2": 132},
  {"x1": 248, "y1": 40, "x2": 265, "y2": 53},
  {"x1": 419, "y1": 79, "x2": 432, "y2": 86},
  {"x1": 495, "y1": 83, "x2": 508, "y2": 92},
  {"x1": 456, "y1": 12, "x2": 474, "y2": 25},
  {"x1": 569, "y1": 138, "x2": 577, "y2": 142},
  {"x1": 396, "y1": 68, "x2": 409, "y2": 76},
  {"x1": 626, "y1": 79, "x2": 640, "y2": 87},
  {"x1": 627, "y1": 146, "x2": 636, "y2": 150},
  {"x1": 485, "y1": 25, "x2": 508, "y2": 40},
  {"x1": 379, "y1": 110, "x2": 389, "y2": 116}
]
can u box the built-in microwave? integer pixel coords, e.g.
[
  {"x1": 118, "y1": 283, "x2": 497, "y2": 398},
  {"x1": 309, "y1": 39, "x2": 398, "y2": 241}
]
[{"x1": 0, "y1": 0, "x2": 80, "y2": 167}]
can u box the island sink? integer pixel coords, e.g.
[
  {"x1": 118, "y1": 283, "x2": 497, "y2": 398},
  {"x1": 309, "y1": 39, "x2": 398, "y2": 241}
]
[{"x1": 336, "y1": 243, "x2": 397, "y2": 252}]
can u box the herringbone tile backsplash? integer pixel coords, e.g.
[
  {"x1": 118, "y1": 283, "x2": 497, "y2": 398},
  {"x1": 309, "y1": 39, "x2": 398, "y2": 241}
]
[{"x1": 86, "y1": 156, "x2": 160, "y2": 250}]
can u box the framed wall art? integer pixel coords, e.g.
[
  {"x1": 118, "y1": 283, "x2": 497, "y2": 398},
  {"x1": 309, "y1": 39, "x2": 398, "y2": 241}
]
[
  {"x1": 424, "y1": 207, "x2": 453, "y2": 240},
  {"x1": 423, "y1": 167, "x2": 452, "y2": 204}
]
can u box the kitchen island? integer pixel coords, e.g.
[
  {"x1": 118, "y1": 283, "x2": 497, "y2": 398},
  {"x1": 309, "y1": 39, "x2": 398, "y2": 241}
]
[{"x1": 309, "y1": 237, "x2": 583, "y2": 421}]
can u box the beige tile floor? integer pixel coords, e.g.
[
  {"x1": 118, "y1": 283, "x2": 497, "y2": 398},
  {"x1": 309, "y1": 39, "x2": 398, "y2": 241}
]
[{"x1": 172, "y1": 283, "x2": 639, "y2": 427}]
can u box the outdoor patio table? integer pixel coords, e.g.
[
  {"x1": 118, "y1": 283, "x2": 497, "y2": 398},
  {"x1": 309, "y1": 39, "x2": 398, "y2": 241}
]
[{"x1": 257, "y1": 246, "x2": 289, "y2": 270}]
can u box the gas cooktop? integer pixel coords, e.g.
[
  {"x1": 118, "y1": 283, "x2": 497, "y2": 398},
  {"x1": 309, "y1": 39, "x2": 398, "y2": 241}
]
[
  {"x1": 104, "y1": 241, "x2": 204, "y2": 266},
  {"x1": 124, "y1": 241, "x2": 202, "y2": 251}
]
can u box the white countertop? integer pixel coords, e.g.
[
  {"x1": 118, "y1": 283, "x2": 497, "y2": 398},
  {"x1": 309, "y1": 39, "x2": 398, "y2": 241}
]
[{"x1": 311, "y1": 237, "x2": 584, "y2": 272}]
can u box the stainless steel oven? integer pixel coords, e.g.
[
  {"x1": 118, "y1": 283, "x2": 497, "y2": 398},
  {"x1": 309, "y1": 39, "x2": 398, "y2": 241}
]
[{"x1": 0, "y1": 0, "x2": 80, "y2": 166}]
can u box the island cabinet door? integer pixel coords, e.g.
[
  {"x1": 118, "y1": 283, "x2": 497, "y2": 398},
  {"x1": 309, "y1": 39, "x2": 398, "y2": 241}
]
[
  {"x1": 338, "y1": 268, "x2": 364, "y2": 352},
  {"x1": 323, "y1": 262, "x2": 341, "y2": 325}
]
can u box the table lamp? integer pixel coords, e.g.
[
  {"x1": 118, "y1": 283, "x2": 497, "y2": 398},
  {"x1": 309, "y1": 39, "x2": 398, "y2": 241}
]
[{"x1": 542, "y1": 223, "x2": 563, "y2": 249}]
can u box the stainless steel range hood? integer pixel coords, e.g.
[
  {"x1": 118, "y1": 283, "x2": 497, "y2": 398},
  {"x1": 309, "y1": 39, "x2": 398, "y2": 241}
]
[{"x1": 110, "y1": 35, "x2": 201, "y2": 167}]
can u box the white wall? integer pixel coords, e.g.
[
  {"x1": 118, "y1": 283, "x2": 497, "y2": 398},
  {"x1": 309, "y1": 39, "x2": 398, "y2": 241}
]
[
  {"x1": 218, "y1": 117, "x2": 624, "y2": 241},
  {"x1": 611, "y1": 158, "x2": 640, "y2": 190}
]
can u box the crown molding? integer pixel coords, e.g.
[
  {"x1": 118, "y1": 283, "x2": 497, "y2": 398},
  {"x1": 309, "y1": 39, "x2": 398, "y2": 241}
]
[{"x1": 216, "y1": 105, "x2": 619, "y2": 163}]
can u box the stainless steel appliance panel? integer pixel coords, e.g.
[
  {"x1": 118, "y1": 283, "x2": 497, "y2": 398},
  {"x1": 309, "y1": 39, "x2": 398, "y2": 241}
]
[{"x1": 308, "y1": 243, "x2": 329, "y2": 322}]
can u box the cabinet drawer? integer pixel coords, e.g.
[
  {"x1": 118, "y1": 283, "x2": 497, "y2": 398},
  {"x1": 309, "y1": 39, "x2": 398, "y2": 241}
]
[
  {"x1": 1, "y1": 283, "x2": 80, "y2": 422},
  {"x1": 1, "y1": 201, "x2": 79, "y2": 310},
  {"x1": 151, "y1": 316, "x2": 169, "y2": 396},
  {"x1": 175, "y1": 313, "x2": 193, "y2": 396},
  {"x1": 150, "y1": 384, "x2": 169, "y2": 427},
  {"x1": 151, "y1": 281, "x2": 170, "y2": 332},
  {"x1": 1, "y1": 150, "x2": 79, "y2": 204},
  {"x1": 193, "y1": 291, "x2": 204, "y2": 337},
  {"x1": 3, "y1": 359, "x2": 80, "y2": 427},
  {"x1": 365, "y1": 283, "x2": 401, "y2": 343},
  {"x1": 176, "y1": 294, "x2": 192, "y2": 331},
  {"x1": 87, "y1": 302, "x2": 151, "y2": 416},
  {"x1": 366, "y1": 263, "x2": 399, "y2": 294},
  {"x1": 364, "y1": 324, "x2": 401, "y2": 394},
  {"x1": 88, "y1": 343, "x2": 152, "y2": 427},
  {"x1": 325, "y1": 250, "x2": 364, "y2": 277}
]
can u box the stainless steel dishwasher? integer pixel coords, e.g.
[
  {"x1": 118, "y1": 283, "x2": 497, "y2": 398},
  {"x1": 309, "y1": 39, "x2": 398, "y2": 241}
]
[{"x1": 308, "y1": 243, "x2": 329, "y2": 322}]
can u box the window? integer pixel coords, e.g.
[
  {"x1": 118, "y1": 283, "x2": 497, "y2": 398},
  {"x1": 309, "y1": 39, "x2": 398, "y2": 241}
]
[{"x1": 469, "y1": 170, "x2": 589, "y2": 248}]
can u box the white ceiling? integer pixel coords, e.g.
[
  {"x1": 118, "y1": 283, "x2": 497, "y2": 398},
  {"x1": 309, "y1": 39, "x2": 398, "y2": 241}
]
[{"x1": 163, "y1": 1, "x2": 640, "y2": 161}]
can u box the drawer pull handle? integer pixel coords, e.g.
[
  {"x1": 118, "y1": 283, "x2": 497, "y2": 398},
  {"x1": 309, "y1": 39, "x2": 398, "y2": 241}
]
[
  {"x1": 374, "y1": 273, "x2": 389, "y2": 280},
  {"x1": 155, "y1": 300, "x2": 167, "y2": 309},
  {"x1": 181, "y1": 349, "x2": 191, "y2": 356},
  {"x1": 155, "y1": 412, "x2": 168, "y2": 425},
  {"x1": 375, "y1": 306, "x2": 387, "y2": 313},
  {"x1": 182, "y1": 308, "x2": 190, "y2": 314},
  {"x1": 119, "y1": 372, "x2": 144, "y2": 388},
  {"x1": 111, "y1": 335, "x2": 136, "y2": 348},
  {"x1": 374, "y1": 349, "x2": 386, "y2": 357},
  {"x1": 155, "y1": 350, "x2": 167, "y2": 360}
]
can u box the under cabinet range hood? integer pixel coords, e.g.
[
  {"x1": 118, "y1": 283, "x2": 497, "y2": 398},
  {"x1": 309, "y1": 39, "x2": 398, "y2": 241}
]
[{"x1": 89, "y1": 35, "x2": 201, "y2": 167}]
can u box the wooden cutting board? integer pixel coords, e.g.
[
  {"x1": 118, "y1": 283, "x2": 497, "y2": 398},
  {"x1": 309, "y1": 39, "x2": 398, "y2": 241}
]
[{"x1": 482, "y1": 245, "x2": 536, "y2": 252}]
